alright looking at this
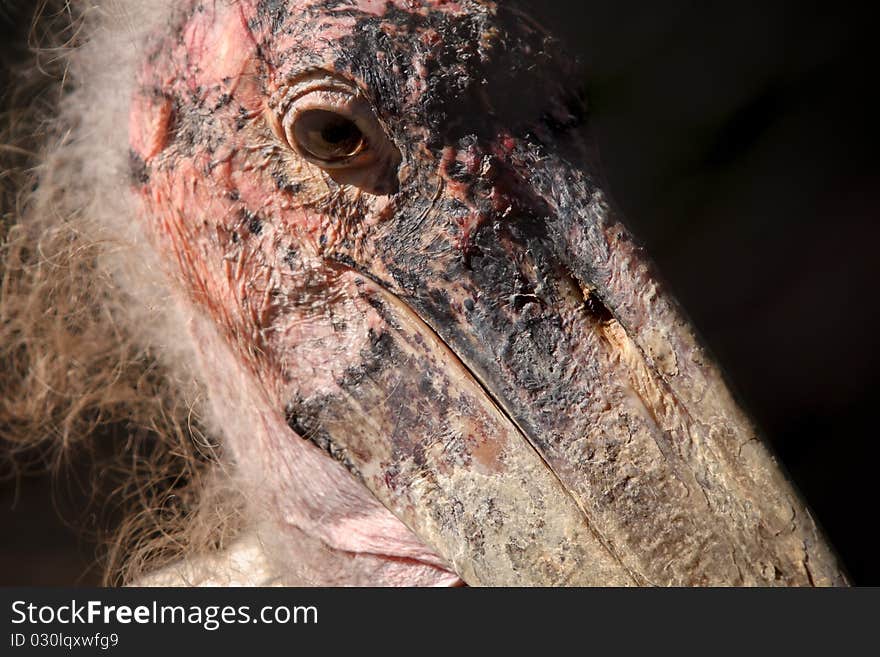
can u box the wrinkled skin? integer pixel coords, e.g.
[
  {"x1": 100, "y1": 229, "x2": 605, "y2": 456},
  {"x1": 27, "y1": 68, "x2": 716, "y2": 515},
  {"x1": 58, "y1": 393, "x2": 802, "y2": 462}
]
[{"x1": 130, "y1": 0, "x2": 847, "y2": 585}]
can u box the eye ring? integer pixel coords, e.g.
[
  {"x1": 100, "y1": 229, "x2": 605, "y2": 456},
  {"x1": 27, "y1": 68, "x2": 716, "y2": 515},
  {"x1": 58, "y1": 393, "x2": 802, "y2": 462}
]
[{"x1": 272, "y1": 80, "x2": 384, "y2": 170}]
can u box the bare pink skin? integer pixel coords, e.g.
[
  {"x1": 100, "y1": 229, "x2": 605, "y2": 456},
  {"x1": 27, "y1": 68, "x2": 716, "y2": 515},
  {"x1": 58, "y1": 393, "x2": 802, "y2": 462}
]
[{"x1": 129, "y1": 0, "x2": 476, "y2": 585}]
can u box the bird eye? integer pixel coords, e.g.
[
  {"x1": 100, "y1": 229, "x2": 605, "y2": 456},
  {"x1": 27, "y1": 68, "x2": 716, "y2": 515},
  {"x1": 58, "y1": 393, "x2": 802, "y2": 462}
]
[
  {"x1": 269, "y1": 74, "x2": 401, "y2": 193},
  {"x1": 292, "y1": 110, "x2": 366, "y2": 163}
]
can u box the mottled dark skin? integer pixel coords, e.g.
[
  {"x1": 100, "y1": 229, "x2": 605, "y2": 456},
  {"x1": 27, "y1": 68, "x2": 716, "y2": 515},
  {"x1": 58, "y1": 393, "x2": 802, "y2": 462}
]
[{"x1": 130, "y1": 0, "x2": 847, "y2": 585}]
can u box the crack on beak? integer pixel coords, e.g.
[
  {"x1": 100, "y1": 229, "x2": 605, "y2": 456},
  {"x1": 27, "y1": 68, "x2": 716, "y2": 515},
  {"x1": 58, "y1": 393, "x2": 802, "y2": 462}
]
[{"x1": 284, "y1": 400, "x2": 364, "y2": 480}]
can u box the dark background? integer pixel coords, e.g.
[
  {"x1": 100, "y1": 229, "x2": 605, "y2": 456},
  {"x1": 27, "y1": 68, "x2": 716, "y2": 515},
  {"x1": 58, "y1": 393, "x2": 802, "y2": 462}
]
[{"x1": 2, "y1": 0, "x2": 878, "y2": 584}]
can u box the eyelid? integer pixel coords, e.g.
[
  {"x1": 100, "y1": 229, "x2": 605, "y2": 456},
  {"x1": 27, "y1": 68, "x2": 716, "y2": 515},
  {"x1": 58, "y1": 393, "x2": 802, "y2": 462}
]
[
  {"x1": 268, "y1": 72, "x2": 360, "y2": 115},
  {"x1": 283, "y1": 89, "x2": 366, "y2": 126}
]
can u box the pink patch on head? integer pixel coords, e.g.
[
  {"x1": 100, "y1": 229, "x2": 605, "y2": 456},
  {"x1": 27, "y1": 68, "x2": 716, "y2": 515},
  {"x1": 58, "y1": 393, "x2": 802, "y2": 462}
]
[
  {"x1": 129, "y1": 94, "x2": 173, "y2": 161},
  {"x1": 183, "y1": 3, "x2": 258, "y2": 91}
]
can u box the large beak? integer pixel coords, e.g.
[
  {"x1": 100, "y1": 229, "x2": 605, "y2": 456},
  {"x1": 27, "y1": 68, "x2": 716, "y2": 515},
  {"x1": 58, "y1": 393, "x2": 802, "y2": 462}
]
[{"x1": 286, "y1": 143, "x2": 847, "y2": 586}]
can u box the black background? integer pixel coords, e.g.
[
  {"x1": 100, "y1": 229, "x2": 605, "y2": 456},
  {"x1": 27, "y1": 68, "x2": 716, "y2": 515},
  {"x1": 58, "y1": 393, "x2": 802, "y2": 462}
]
[
  {"x1": 539, "y1": 0, "x2": 880, "y2": 585},
  {"x1": 1, "y1": 0, "x2": 879, "y2": 584}
]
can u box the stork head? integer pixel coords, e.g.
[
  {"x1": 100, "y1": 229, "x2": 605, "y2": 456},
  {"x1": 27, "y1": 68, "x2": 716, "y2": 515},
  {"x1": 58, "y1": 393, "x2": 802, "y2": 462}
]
[{"x1": 128, "y1": 0, "x2": 846, "y2": 585}]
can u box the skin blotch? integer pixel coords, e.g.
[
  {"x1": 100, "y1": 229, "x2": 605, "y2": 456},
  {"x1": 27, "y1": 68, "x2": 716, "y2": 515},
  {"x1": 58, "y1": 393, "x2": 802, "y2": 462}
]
[{"x1": 129, "y1": 92, "x2": 174, "y2": 159}]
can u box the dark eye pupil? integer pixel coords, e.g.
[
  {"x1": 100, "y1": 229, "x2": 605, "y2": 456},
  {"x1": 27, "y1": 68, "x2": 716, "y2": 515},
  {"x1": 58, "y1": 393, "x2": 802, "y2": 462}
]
[
  {"x1": 293, "y1": 110, "x2": 365, "y2": 161},
  {"x1": 321, "y1": 119, "x2": 359, "y2": 145}
]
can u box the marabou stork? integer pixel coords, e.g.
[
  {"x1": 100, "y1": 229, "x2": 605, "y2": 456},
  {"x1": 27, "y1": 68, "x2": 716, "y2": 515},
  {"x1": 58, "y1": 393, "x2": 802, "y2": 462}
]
[{"x1": 0, "y1": 0, "x2": 847, "y2": 586}]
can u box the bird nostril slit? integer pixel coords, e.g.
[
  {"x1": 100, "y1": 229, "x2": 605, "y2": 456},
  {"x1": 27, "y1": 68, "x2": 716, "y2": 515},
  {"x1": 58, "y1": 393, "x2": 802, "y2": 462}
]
[
  {"x1": 584, "y1": 290, "x2": 614, "y2": 324},
  {"x1": 560, "y1": 269, "x2": 614, "y2": 324}
]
